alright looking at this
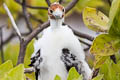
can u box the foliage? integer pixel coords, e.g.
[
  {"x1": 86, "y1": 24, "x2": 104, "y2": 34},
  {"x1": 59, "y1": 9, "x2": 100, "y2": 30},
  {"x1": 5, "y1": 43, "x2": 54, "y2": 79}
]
[
  {"x1": 0, "y1": 60, "x2": 13, "y2": 79},
  {"x1": 4, "y1": 44, "x2": 19, "y2": 66},
  {"x1": 83, "y1": 0, "x2": 120, "y2": 79},
  {"x1": 54, "y1": 75, "x2": 61, "y2": 80},
  {"x1": 0, "y1": 0, "x2": 120, "y2": 80},
  {"x1": 0, "y1": 61, "x2": 103, "y2": 80},
  {"x1": 0, "y1": 0, "x2": 110, "y2": 28},
  {"x1": 108, "y1": 0, "x2": 120, "y2": 36},
  {"x1": 83, "y1": 0, "x2": 120, "y2": 69},
  {"x1": 67, "y1": 67, "x2": 83, "y2": 80},
  {"x1": 83, "y1": 7, "x2": 109, "y2": 32},
  {"x1": 100, "y1": 58, "x2": 120, "y2": 80},
  {"x1": 54, "y1": 67, "x2": 103, "y2": 80},
  {"x1": 0, "y1": 60, "x2": 25, "y2": 80}
]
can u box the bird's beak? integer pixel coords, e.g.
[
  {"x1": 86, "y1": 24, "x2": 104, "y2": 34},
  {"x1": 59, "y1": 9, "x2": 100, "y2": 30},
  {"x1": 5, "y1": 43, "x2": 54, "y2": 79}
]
[{"x1": 53, "y1": 9, "x2": 63, "y2": 19}]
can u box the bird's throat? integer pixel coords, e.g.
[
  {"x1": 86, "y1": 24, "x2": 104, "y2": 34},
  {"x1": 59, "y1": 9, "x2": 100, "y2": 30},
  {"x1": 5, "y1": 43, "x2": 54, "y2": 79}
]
[{"x1": 50, "y1": 18, "x2": 64, "y2": 29}]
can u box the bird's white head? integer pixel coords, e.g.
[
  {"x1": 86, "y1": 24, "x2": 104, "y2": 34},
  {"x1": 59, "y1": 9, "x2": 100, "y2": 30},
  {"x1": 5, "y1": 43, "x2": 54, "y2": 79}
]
[{"x1": 48, "y1": 2, "x2": 65, "y2": 20}]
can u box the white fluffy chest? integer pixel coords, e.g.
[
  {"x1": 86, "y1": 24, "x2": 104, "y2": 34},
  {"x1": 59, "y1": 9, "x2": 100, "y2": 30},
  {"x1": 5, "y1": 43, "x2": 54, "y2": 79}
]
[{"x1": 37, "y1": 27, "x2": 72, "y2": 80}]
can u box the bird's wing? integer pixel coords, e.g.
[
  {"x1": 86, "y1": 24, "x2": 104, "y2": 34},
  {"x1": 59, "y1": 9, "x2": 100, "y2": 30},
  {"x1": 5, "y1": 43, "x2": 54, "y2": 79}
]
[
  {"x1": 61, "y1": 48, "x2": 83, "y2": 74},
  {"x1": 29, "y1": 49, "x2": 42, "y2": 80},
  {"x1": 61, "y1": 27, "x2": 92, "y2": 80}
]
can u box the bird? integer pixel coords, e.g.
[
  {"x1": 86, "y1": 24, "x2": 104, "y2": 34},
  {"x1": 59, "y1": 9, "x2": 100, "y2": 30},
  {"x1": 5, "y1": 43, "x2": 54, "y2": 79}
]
[{"x1": 29, "y1": 2, "x2": 92, "y2": 80}]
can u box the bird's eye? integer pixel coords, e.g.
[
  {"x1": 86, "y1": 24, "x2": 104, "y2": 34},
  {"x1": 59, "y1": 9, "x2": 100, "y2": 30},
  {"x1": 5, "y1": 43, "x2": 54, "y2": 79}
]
[
  {"x1": 62, "y1": 8, "x2": 65, "y2": 12},
  {"x1": 50, "y1": 9, "x2": 53, "y2": 14}
]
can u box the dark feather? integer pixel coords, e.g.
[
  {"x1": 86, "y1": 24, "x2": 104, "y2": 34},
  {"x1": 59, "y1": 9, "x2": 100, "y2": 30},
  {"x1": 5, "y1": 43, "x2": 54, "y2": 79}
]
[
  {"x1": 35, "y1": 68, "x2": 40, "y2": 80},
  {"x1": 29, "y1": 49, "x2": 41, "y2": 67},
  {"x1": 61, "y1": 48, "x2": 82, "y2": 74},
  {"x1": 29, "y1": 49, "x2": 42, "y2": 80}
]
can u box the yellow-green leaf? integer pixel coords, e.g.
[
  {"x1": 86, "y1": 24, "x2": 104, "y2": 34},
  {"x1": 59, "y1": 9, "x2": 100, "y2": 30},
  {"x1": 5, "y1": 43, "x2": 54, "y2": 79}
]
[
  {"x1": 94, "y1": 56, "x2": 108, "y2": 69},
  {"x1": 90, "y1": 34, "x2": 120, "y2": 56},
  {"x1": 3, "y1": 64, "x2": 24, "y2": 80},
  {"x1": 108, "y1": 0, "x2": 120, "y2": 36},
  {"x1": 83, "y1": 7, "x2": 109, "y2": 32},
  {"x1": 67, "y1": 67, "x2": 80, "y2": 80},
  {"x1": 92, "y1": 74, "x2": 104, "y2": 80},
  {"x1": 54, "y1": 75, "x2": 61, "y2": 80},
  {"x1": 0, "y1": 60, "x2": 13, "y2": 78},
  {"x1": 4, "y1": 44, "x2": 19, "y2": 66}
]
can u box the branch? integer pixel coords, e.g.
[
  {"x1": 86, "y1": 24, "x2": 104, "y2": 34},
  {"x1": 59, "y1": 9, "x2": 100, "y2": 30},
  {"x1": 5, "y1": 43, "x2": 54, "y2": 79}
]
[
  {"x1": 22, "y1": 0, "x2": 33, "y2": 32},
  {"x1": 3, "y1": 3, "x2": 22, "y2": 40},
  {"x1": 65, "y1": 0, "x2": 79, "y2": 13},
  {"x1": 63, "y1": 22, "x2": 94, "y2": 41},
  {"x1": 84, "y1": 47, "x2": 90, "y2": 51},
  {"x1": 29, "y1": 13, "x2": 44, "y2": 24},
  {"x1": 0, "y1": 27, "x2": 4, "y2": 63},
  {"x1": 92, "y1": 68, "x2": 99, "y2": 79},
  {"x1": 0, "y1": 31, "x2": 30, "y2": 49},
  {"x1": 79, "y1": 39, "x2": 91, "y2": 47},
  {"x1": 15, "y1": 0, "x2": 48, "y2": 10},
  {"x1": 45, "y1": 0, "x2": 51, "y2": 6},
  {"x1": 107, "y1": 0, "x2": 111, "y2": 6},
  {"x1": 24, "y1": 67, "x2": 34, "y2": 73},
  {"x1": 71, "y1": 28, "x2": 94, "y2": 41},
  {"x1": 25, "y1": 21, "x2": 50, "y2": 45},
  {"x1": 59, "y1": 0, "x2": 63, "y2": 4},
  {"x1": 110, "y1": 55, "x2": 116, "y2": 64}
]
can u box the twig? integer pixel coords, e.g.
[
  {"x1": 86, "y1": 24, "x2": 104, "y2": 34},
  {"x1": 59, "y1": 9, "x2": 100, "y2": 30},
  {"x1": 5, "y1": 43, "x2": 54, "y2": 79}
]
[
  {"x1": 0, "y1": 27, "x2": 4, "y2": 63},
  {"x1": 72, "y1": 28, "x2": 94, "y2": 41},
  {"x1": 84, "y1": 47, "x2": 90, "y2": 51},
  {"x1": 107, "y1": 0, "x2": 111, "y2": 6},
  {"x1": 92, "y1": 68, "x2": 99, "y2": 78},
  {"x1": 110, "y1": 55, "x2": 116, "y2": 64},
  {"x1": 3, "y1": 3, "x2": 22, "y2": 40},
  {"x1": 15, "y1": 0, "x2": 48, "y2": 10},
  {"x1": 24, "y1": 67, "x2": 34, "y2": 73},
  {"x1": 3, "y1": 3, "x2": 26, "y2": 65},
  {"x1": 45, "y1": 0, "x2": 51, "y2": 6},
  {"x1": 25, "y1": 21, "x2": 50, "y2": 45},
  {"x1": 79, "y1": 39, "x2": 91, "y2": 47},
  {"x1": 65, "y1": 0, "x2": 79, "y2": 13},
  {"x1": 63, "y1": 22, "x2": 94, "y2": 41},
  {"x1": 29, "y1": 13, "x2": 44, "y2": 24},
  {"x1": 22, "y1": 0, "x2": 33, "y2": 32},
  {"x1": 0, "y1": 32, "x2": 30, "y2": 49},
  {"x1": 59, "y1": 0, "x2": 63, "y2": 4},
  {"x1": 26, "y1": 77, "x2": 30, "y2": 80}
]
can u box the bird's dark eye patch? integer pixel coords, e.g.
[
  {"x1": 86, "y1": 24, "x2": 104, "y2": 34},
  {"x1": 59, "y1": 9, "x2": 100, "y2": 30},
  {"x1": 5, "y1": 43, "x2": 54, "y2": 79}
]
[{"x1": 50, "y1": 9, "x2": 53, "y2": 14}]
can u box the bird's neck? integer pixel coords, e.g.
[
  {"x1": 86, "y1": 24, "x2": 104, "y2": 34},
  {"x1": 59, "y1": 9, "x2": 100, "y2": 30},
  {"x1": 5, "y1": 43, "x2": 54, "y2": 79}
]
[{"x1": 49, "y1": 18, "x2": 64, "y2": 29}]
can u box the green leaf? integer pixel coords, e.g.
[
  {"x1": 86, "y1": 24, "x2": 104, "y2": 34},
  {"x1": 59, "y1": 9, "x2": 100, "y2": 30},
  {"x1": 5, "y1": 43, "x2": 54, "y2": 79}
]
[
  {"x1": 92, "y1": 74, "x2": 104, "y2": 80},
  {"x1": 90, "y1": 34, "x2": 120, "y2": 56},
  {"x1": 94, "y1": 56, "x2": 109, "y2": 69},
  {"x1": 108, "y1": 0, "x2": 120, "y2": 36},
  {"x1": 99, "y1": 58, "x2": 119, "y2": 80},
  {"x1": 24, "y1": 39, "x2": 34, "y2": 68},
  {"x1": 67, "y1": 67, "x2": 80, "y2": 80},
  {"x1": 54, "y1": 75, "x2": 61, "y2": 80},
  {"x1": 0, "y1": 60, "x2": 13, "y2": 78},
  {"x1": 83, "y1": 7, "x2": 109, "y2": 32},
  {"x1": 4, "y1": 44, "x2": 19, "y2": 66},
  {"x1": 3, "y1": 64, "x2": 25, "y2": 80},
  {"x1": 76, "y1": 75, "x2": 83, "y2": 80}
]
